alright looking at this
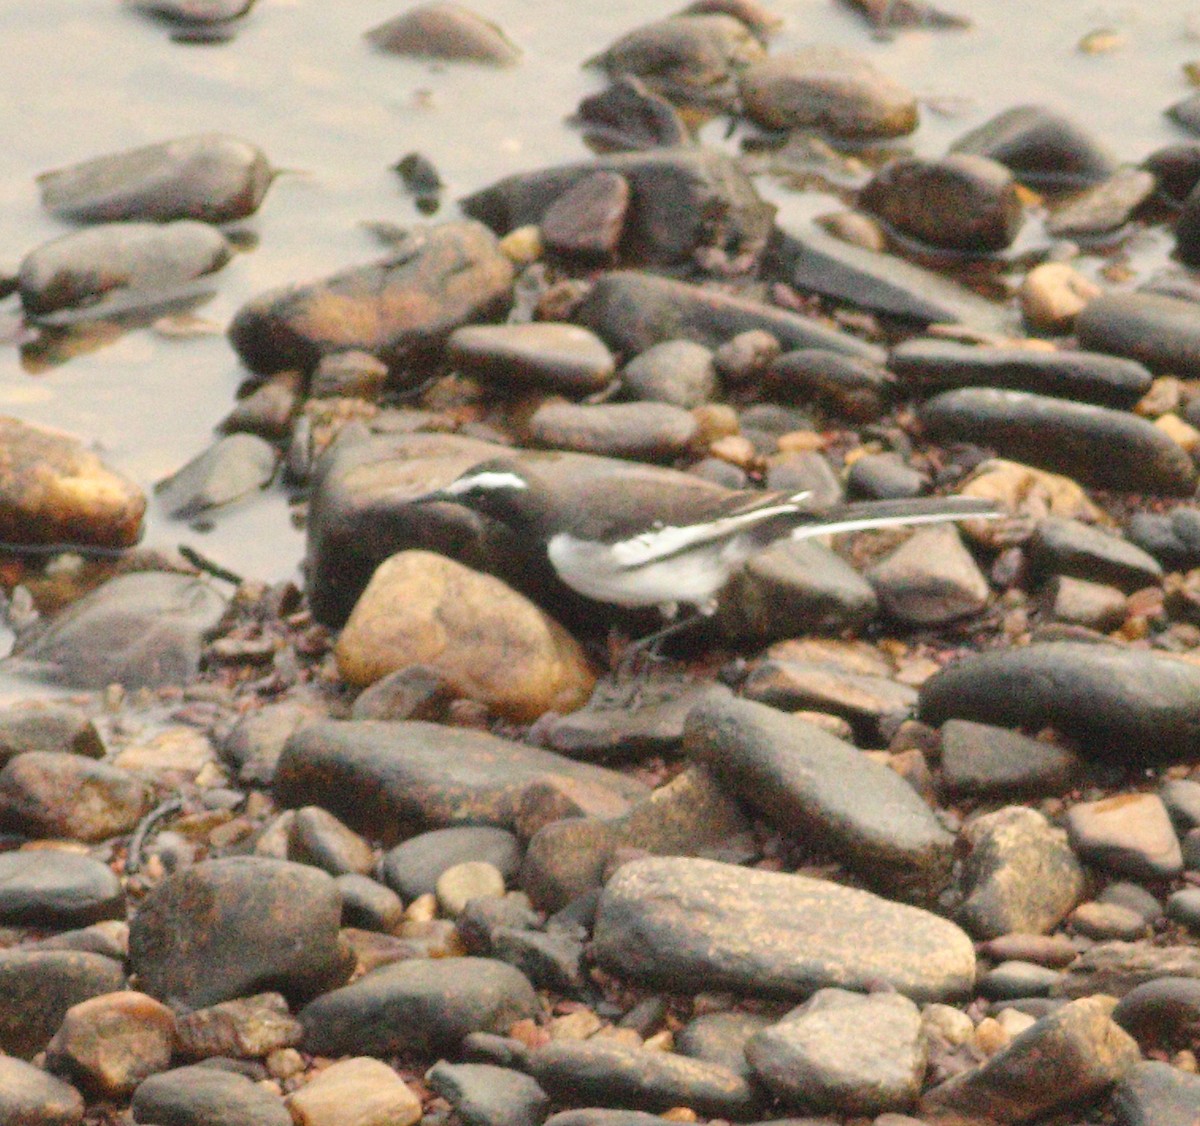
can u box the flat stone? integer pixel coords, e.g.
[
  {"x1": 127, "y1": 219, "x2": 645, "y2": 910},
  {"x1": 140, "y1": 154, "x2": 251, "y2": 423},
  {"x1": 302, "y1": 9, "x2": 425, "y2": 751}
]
[
  {"x1": 37, "y1": 133, "x2": 273, "y2": 223},
  {"x1": 0, "y1": 850, "x2": 123, "y2": 927},
  {"x1": 128, "y1": 857, "x2": 348, "y2": 1010},
  {"x1": 573, "y1": 76, "x2": 690, "y2": 153},
  {"x1": 382, "y1": 826, "x2": 521, "y2": 900},
  {"x1": 365, "y1": 3, "x2": 520, "y2": 66},
  {"x1": 275, "y1": 720, "x2": 646, "y2": 844},
  {"x1": 524, "y1": 1038, "x2": 760, "y2": 1119},
  {"x1": 0, "y1": 1056, "x2": 84, "y2": 1126},
  {"x1": 956, "y1": 806, "x2": 1086, "y2": 940},
  {"x1": 1054, "y1": 941, "x2": 1200, "y2": 999},
  {"x1": 288, "y1": 1056, "x2": 422, "y2": 1126},
  {"x1": 1068, "y1": 900, "x2": 1149, "y2": 941},
  {"x1": 5, "y1": 571, "x2": 227, "y2": 690},
  {"x1": 621, "y1": 340, "x2": 717, "y2": 408},
  {"x1": 979, "y1": 960, "x2": 1062, "y2": 1000},
  {"x1": 1044, "y1": 574, "x2": 1128, "y2": 631},
  {"x1": 1111, "y1": 1060, "x2": 1200, "y2": 1126},
  {"x1": 676, "y1": 1012, "x2": 772, "y2": 1078},
  {"x1": 572, "y1": 270, "x2": 883, "y2": 362},
  {"x1": 767, "y1": 349, "x2": 894, "y2": 421},
  {"x1": 447, "y1": 323, "x2": 615, "y2": 396},
  {"x1": 541, "y1": 172, "x2": 630, "y2": 265},
  {"x1": 1066, "y1": 793, "x2": 1183, "y2": 881},
  {"x1": 526, "y1": 400, "x2": 699, "y2": 462},
  {"x1": 685, "y1": 694, "x2": 953, "y2": 900},
  {"x1": 299, "y1": 957, "x2": 537, "y2": 1057},
  {"x1": 173, "y1": 992, "x2": 303, "y2": 1061},
  {"x1": 919, "y1": 996, "x2": 1139, "y2": 1123},
  {"x1": 745, "y1": 990, "x2": 925, "y2": 1116},
  {"x1": 130, "y1": 1063, "x2": 292, "y2": 1126},
  {"x1": 425, "y1": 1061, "x2": 549, "y2": 1126},
  {"x1": 0, "y1": 949, "x2": 126, "y2": 1058},
  {"x1": 1046, "y1": 168, "x2": 1156, "y2": 238},
  {"x1": 919, "y1": 642, "x2": 1200, "y2": 764},
  {"x1": 228, "y1": 221, "x2": 514, "y2": 379},
  {"x1": 1027, "y1": 517, "x2": 1163, "y2": 591},
  {"x1": 591, "y1": 855, "x2": 976, "y2": 1003},
  {"x1": 938, "y1": 719, "x2": 1084, "y2": 801},
  {"x1": 1113, "y1": 977, "x2": 1200, "y2": 1050},
  {"x1": 866, "y1": 524, "x2": 990, "y2": 626},
  {"x1": 288, "y1": 806, "x2": 375, "y2": 877},
  {"x1": 919, "y1": 387, "x2": 1198, "y2": 495},
  {"x1": 1076, "y1": 291, "x2": 1200, "y2": 379},
  {"x1": 889, "y1": 340, "x2": 1152, "y2": 409},
  {"x1": 155, "y1": 433, "x2": 278, "y2": 519}
]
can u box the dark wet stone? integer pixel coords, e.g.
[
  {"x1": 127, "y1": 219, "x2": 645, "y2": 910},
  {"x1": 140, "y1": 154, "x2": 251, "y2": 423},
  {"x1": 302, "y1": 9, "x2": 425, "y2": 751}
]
[
  {"x1": 592, "y1": 856, "x2": 975, "y2": 1002},
  {"x1": 949, "y1": 104, "x2": 1118, "y2": 190},
  {"x1": 1166, "y1": 887, "x2": 1200, "y2": 931},
  {"x1": 919, "y1": 387, "x2": 1198, "y2": 495},
  {"x1": 746, "y1": 990, "x2": 925, "y2": 1116},
  {"x1": 1076, "y1": 291, "x2": 1200, "y2": 378},
  {"x1": 448, "y1": 323, "x2": 615, "y2": 397},
  {"x1": 845, "y1": 0, "x2": 969, "y2": 29},
  {"x1": 1112, "y1": 977, "x2": 1200, "y2": 1050},
  {"x1": 38, "y1": 133, "x2": 272, "y2": 224},
  {"x1": 1168, "y1": 90, "x2": 1200, "y2": 135},
  {"x1": 0, "y1": 751, "x2": 150, "y2": 842},
  {"x1": 425, "y1": 1061, "x2": 549, "y2": 1126},
  {"x1": 979, "y1": 959, "x2": 1062, "y2": 999},
  {"x1": 0, "y1": 950, "x2": 125, "y2": 1058},
  {"x1": 621, "y1": 340, "x2": 716, "y2": 408},
  {"x1": 383, "y1": 826, "x2": 521, "y2": 900},
  {"x1": 18, "y1": 221, "x2": 231, "y2": 318},
  {"x1": 131, "y1": 0, "x2": 256, "y2": 24},
  {"x1": 1143, "y1": 142, "x2": 1200, "y2": 203},
  {"x1": 859, "y1": 154, "x2": 1021, "y2": 252},
  {"x1": 889, "y1": 340, "x2": 1152, "y2": 409},
  {"x1": 490, "y1": 928, "x2": 585, "y2": 995},
  {"x1": 1128, "y1": 506, "x2": 1200, "y2": 571},
  {"x1": 350, "y1": 664, "x2": 456, "y2": 722},
  {"x1": 6, "y1": 572, "x2": 228, "y2": 690},
  {"x1": 394, "y1": 151, "x2": 444, "y2": 214},
  {"x1": 846, "y1": 452, "x2": 925, "y2": 499},
  {"x1": 278, "y1": 719, "x2": 646, "y2": 845},
  {"x1": 154, "y1": 433, "x2": 277, "y2": 519},
  {"x1": 287, "y1": 805, "x2": 375, "y2": 877},
  {"x1": 300, "y1": 956, "x2": 537, "y2": 1056},
  {"x1": 956, "y1": 806, "x2": 1085, "y2": 939},
  {"x1": 462, "y1": 149, "x2": 772, "y2": 270},
  {"x1": 919, "y1": 997, "x2": 1139, "y2": 1122},
  {"x1": 1046, "y1": 168, "x2": 1156, "y2": 239},
  {"x1": 771, "y1": 221, "x2": 1010, "y2": 333},
  {"x1": 588, "y1": 15, "x2": 764, "y2": 112},
  {"x1": 526, "y1": 400, "x2": 698, "y2": 462},
  {"x1": 574, "y1": 76, "x2": 691, "y2": 153},
  {"x1": 0, "y1": 1056, "x2": 84, "y2": 1126},
  {"x1": 541, "y1": 171, "x2": 630, "y2": 266},
  {"x1": 335, "y1": 874, "x2": 404, "y2": 932},
  {"x1": 1162, "y1": 778, "x2": 1200, "y2": 833},
  {"x1": 1174, "y1": 178, "x2": 1200, "y2": 268},
  {"x1": 365, "y1": 2, "x2": 520, "y2": 65},
  {"x1": 1056, "y1": 941, "x2": 1200, "y2": 999},
  {"x1": 573, "y1": 269, "x2": 882, "y2": 361},
  {"x1": 766, "y1": 349, "x2": 893, "y2": 420},
  {"x1": 718, "y1": 539, "x2": 879, "y2": 645},
  {"x1": 1112, "y1": 1060, "x2": 1200, "y2": 1126},
  {"x1": 1027, "y1": 517, "x2": 1163, "y2": 591},
  {"x1": 219, "y1": 371, "x2": 301, "y2": 439},
  {"x1": 684, "y1": 694, "x2": 950, "y2": 900},
  {"x1": 739, "y1": 47, "x2": 917, "y2": 139},
  {"x1": 920, "y1": 641, "x2": 1200, "y2": 764},
  {"x1": 128, "y1": 856, "x2": 347, "y2": 1009},
  {"x1": 228, "y1": 220, "x2": 514, "y2": 379},
  {"x1": 131, "y1": 1063, "x2": 290, "y2": 1126},
  {"x1": 456, "y1": 895, "x2": 540, "y2": 955},
  {"x1": 220, "y1": 699, "x2": 324, "y2": 786},
  {"x1": 866, "y1": 524, "x2": 990, "y2": 626},
  {"x1": 938, "y1": 719, "x2": 1083, "y2": 800},
  {"x1": 525, "y1": 1039, "x2": 760, "y2": 1119},
  {"x1": 0, "y1": 851, "x2": 123, "y2": 928}
]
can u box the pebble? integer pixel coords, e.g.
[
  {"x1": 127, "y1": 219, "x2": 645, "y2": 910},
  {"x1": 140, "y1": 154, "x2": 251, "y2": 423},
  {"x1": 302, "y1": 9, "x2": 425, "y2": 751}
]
[
  {"x1": 541, "y1": 172, "x2": 630, "y2": 265},
  {"x1": 1167, "y1": 888, "x2": 1200, "y2": 931},
  {"x1": 938, "y1": 719, "x2": 1083, "y2": 800},
  {"x1": 1112, "y1": 976, "x2": 1200, "y2": 1050},
  {"x1": 1054, "y1": 941, "x2": 1200, "y2": 999},
  {"x1": 128, "y1": 856, "x2": 348, "y2": 1010},
  {"x1": 1068, "y1": 900, "x2": 1149, "y2": 941},
  {"x1": 573, "y1": 76, "x2": 690, "y2": 153},
  {"x1": 130, "y1": 1063, "x2": 291, "y2": 1126},
  {"x1": 1066, "y1": 792, "x2": 1184, "y2": 881},
  {"x1": 336, "y1": 874, "x2": 405, "y2": 932},
  {"x1": 766, "y1": 348, "x2": 894, "y2": 420},
  {"x1": 591, "y1": 855, "x2": 976, "y2": 1003},
  {"x1": 979, "y1": 960, "x2": 1063, "y2": 999},
  {"x1": 0, "y1": 1056, "x2": 85, "y2": 1126},
  {"x1": 746, "y1": 989, "x2": 926, "y2": 1115},
  {"x1": 1019, "y1": 261, "x2": 1102, "y2": 333},
  {"x1": 382, "y1": 826, "x2": 522, "y2": 900},
  {"x1": 866, "y1": 523, "x2": 991, "y2": 626},
  {"x1": 447, "y1": 323, "x2": 616, "y2": 396},
  {"x1": 1028, "y1": 516, "x2": 1163, "y2": 591},
  {"x1": 846, "y1": 452, "x2": 925, "y2": 499},
  {"x1": 675, "y1": 1012, "x2": 772, "y2": 1078},
  {"x1": 1043, "y1": 573, "x2": 1128, "y2": 631},
  {"x1": 173, "y1": 992, "x2": 303, "y2": 1061},
  {"x1": 299, "y1": 957, "x2": 537, "y2": 1057},
  {"x1": 1046, "y1": 168, "x2": 1156, "y2": 238},
  {"x1": 621, "y1": 340, "x2": 717, "y2": 408},
  {"x1": 287, "y1": 805, "x2": 375, "y2": 877},
  {"x1": 1076, "y1": 291, "x2": 1200, "y2": 378},
  {"x1": 288, "y1": 1056, "x2": 422, "y2": 1126},
  {"x1": 365, "y1": 2, "x2": 520, "y2": 66},
  {"x1": 437, "y1": 861, "x2": 507, "y2": 917},
  {"x1": 526, "y1": 400, "x2": 700, "y2": 462},
  {"x1": 425, "y1": 1061, "x2": 549, "y2": 1126},
  {"x1": 1111, "y1": 1059, "x2": 1200, "y2": 1126},
  {"x1": 0, "y1": 850, "x2": 123, "y2": 927},
  {"x1": 956, "y1": 806, "x2": 1086, "y2": 939},
  {"x1": 155, "y1": 433, "x2": 278, "y2": 519}
]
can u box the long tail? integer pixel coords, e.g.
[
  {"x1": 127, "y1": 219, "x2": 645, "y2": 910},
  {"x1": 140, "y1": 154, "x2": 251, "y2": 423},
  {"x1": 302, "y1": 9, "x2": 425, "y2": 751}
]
[{"x1": 789, "y1": 495, "x2": 1001, "y2": 541}]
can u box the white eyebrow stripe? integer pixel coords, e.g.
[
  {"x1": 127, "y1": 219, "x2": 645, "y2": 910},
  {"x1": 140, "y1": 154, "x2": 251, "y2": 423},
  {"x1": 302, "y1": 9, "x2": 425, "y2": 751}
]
[
  {"x1": 609, "y1": 501, "x2": 807, "y2": 568},
  {"x1": 443, "y1": 470, "x2": 528, "y2": 496}
]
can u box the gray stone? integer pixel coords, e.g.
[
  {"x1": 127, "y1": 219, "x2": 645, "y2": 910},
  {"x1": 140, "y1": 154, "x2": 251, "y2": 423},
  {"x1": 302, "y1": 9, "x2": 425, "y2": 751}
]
[
  {"x1": 447, "y1": 323, "x2": 615, "y2": 396},
  {"x1": 1027, "y1": 518, "x2": 1163, "y2": 591},
  {"x1": 365, "y1": 3, "x2": 520, "y2": 65},
  {"x1": 288, "y1": 805, "x2": 375, "y2": 877},
  {"x1": 846, "y1": 453, "x2": 925, "y2": 500},
  {"x1": 1112, "y1": 977, "x2": 1200, "y2": 1051},
  {"x1": 746, "y1": 990, "x2": 926, "y2": 1115},
  {"x1": 425, "y1": 1061, "x2": 550, "y2": 1126},
  {"x1": 299, "y1": 957, "x2": 537, "y2": 1057},
  {"x1": 1112, "y1": 1060, "x2": 1200, "y2": 1126},
  {"x1": 676, "y1": 1011, "x2": 772, "y2": 1078},
  {"x1": 1054, "y1": 941, "x2": 1200, "y2": 999},
  {"x1": 526, "y1": 400, "x2": 698, "y2": 463},
  {"x1": 130, "y1": 1064, "x2": 291, "y2": 1126},
  {"x1": 919, "y1": 387, "x2": 1198, "y2": 495},
  {"x1": 155, "y1": 434, "x2": 278, "y2": 519},
  {"x1": 978, "y1": 960, "x2": 1063, "y2": 999},
  {"x1": 0, "y1": 1056, "x2": 84, "y2": 1126},
  {"x1": 1066, "y1": 792, "x2": 1183, "y2": 881},
  {"x1": 592, "y1": 856, "x2": 975, "y2": 1003},
  {"x1": 1043, "y1": 574, "x2": 1128, "y2": 631},
  {"x1": 956, "y1": 806, "x2": 1086, "y2": 939},
  {"x1": 866, "y1": 524, "x2": 990, "y2": 626},
  {"x1": 684, "y1": 695, "x2": 953, "y2": 900},
  {"x1": 382, "y1": 827, "x2": 522, "y2": 900},
  {"x1": 938, "y1": 719, "x2": 1083, "y2": 801},
  {"x1": 1046, "y1": 168, "x2": 1156, "y2": 238},
  {"x1": 1077, "y1": 291, "x2": 1200, "y2": 379},
  {"x1": 766, "y1": 349, "x2": 894, "y2": 421},
  {"x1": 335, "y1": 874, "x2": 404, "y2": 932},
  {"x1": 621, "y1": 340, "x2": 717, "y2": 408},
  {"x1": 0, "y1": 850, "x2": 123, "y2": 927}
]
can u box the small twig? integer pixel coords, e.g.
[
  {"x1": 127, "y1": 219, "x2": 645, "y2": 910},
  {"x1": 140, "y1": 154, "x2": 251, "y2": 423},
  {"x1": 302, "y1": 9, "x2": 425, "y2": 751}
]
[
  {"x1": 125, "y1": 796, "x2": 184, "y2": 875},
  {"x1": 178, "y1": 545, "x2": 243, "y2": 585}
]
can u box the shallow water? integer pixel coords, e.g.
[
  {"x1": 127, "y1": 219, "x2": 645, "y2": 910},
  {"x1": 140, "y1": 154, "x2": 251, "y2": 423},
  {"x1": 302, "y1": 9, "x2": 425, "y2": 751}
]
[{"x1": 0, "y1": 0, "x2": 1198, "y2": 595}]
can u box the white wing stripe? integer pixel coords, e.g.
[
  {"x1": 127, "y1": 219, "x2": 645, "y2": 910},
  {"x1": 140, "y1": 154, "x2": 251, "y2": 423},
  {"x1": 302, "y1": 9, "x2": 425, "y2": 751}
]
[{"x1": 609, "y1": 501, "x2": 806, "y2": 568}]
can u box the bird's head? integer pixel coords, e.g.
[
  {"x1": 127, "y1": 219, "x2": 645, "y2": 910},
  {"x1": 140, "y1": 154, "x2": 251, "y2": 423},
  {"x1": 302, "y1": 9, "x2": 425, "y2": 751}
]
[{"x1": 409, "y1": 457, "x2": 543, "y2": 528}]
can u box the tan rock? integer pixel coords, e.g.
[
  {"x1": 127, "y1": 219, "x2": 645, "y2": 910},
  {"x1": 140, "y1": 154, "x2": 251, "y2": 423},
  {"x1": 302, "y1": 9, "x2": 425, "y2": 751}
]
[
  {"x1": 335, "y1": 551, "x2": 595, "y2": 722},
  {"x1": 288, "y1": 1056, "x2": 422, "y2": 1126},
  {"x1": 0, "y1": 416, "x2": 145, "y2": 549},
  {"x1": 1019, "y1": 262, "x2": 1101, "y2": 334},
  {"x1": 958, "y1": 458, "x2": 1103, "y2": 549},
  {"x1": 44, "y1": 990, "x2": 176, "y2": 1098}
]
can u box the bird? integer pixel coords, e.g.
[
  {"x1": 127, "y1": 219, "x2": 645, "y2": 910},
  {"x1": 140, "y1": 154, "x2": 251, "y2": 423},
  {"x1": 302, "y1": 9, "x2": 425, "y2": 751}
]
[{"x1": 410, "y1": 456, "x2": 1001, "y2": 628}]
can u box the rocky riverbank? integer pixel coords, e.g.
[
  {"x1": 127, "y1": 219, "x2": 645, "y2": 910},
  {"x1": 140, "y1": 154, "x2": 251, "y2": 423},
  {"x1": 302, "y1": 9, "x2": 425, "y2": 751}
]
[{"x1": 6, "y1": 1, "x2": 1200, "y2": 1124}]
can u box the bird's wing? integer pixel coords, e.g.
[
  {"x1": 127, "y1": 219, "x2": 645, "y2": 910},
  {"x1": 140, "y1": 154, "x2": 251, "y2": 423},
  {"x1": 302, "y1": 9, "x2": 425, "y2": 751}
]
[{"x1": 608, "y1": 492, "x2": 811, "y2": 569}]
